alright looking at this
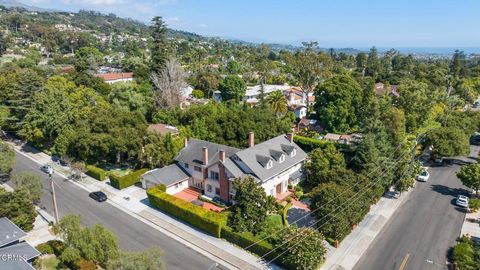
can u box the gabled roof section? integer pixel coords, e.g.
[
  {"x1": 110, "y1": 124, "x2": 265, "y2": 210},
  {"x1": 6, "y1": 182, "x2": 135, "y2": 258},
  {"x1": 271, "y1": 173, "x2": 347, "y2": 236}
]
[
  {"x1": 256, "y1": 155, "x2": 272, "y2": 167},
  {"x1": 175, "y1": 139, "x2": 240, "y2": 166},
  {"x1": 142, "y1": 164, "x2": 190, "y2": 187},
  {"x1": 0, "y1": 217, "x2": 27, "y2": 248},
  {"x1": 233, "y1": 135, "x2": 307, "y2": 181},
  {"x1": 269, "y1": 149, "x2": 284, "y2": 161}
]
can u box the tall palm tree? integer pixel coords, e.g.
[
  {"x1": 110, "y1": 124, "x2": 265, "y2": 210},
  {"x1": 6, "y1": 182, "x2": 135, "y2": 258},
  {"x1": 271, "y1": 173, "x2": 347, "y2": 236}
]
[{"x1": 266, "y1": 90, "x2": 287, "y2": 116}]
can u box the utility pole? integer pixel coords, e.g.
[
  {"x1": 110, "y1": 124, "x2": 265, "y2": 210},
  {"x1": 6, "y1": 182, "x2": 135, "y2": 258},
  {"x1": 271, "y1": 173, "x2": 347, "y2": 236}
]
[{"x1": 49, "y1": 173, "x2": 59, "y2": 224}]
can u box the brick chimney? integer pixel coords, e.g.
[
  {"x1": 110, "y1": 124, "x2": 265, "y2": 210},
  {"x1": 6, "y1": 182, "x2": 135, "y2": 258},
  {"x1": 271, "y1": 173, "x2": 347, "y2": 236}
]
[
  {"x1": 248, "y1": 132, "x2": 255, "y2": 148},
  {"x1": 287, "y1": 132, "x2": 294, "y2": 143},
  {"x1": 219, "y1": 149, "x2": 225, "y2": 163},
  {"x1": 184, "y1": 137, "x2": 188, "y2": 148},
  {"x1": 202, "y1": 147, "x2": 208, "y2": 165}
]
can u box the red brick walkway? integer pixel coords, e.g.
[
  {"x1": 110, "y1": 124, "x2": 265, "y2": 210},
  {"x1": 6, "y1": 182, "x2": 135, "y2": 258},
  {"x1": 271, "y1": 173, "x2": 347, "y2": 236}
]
[{"x1": 174, "y1": 188, "x2": 224, "y2": 212}]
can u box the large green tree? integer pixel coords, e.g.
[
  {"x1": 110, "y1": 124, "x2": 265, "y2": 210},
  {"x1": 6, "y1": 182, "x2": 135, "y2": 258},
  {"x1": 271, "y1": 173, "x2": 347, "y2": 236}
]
[
  {"x1": 219, "y1": 75, "x2": 246, "y2": 102},
  {"x1": 274, "y1": 227, "x2": 326, "y2": 270},
  {"x1": 266, "y1": 90, "x2": 287, "y2": 116},
  {"x1": 426, "y1": 127, "x2": 470, "y2": 159},
  {"x1": 457, "y1": 164, "x2": 480, "y2": 195},
  {"x1": 0, "y1": 142, "x2": 15, "y2": 177},
  {"x1": 228, "y1": 176, "x2": 272, "y2": 234},
  {"x1": 304, "y1": 144, "x2": 346, "y2": 190},
  {"x1": 310, "y1": 182, "x2": 368, "y2": 241},
  {"x1": 11, "y1": 172, "x2": 43, "y2": 204},
  {"x1": 315, "y1": 75, "x2": 363, "y2": 133},
  {"x1": 59, "y1": 215, "x2": 119, "y2": 267},
  {"x1": 150, "y1": 16, "x2": 169, "y2": 75},
  {"x1": 0, "y1": 188, "x2": 37, "y2": 231},
  {"x1": 396, "y1": 79, "x2": 435, "y2": 132}
]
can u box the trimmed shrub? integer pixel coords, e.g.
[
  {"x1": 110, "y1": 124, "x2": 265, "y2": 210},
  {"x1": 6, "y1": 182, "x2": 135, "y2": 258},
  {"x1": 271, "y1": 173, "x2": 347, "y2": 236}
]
[
  {"x1": 85, "y1": 165, "x2": 106, "y2": 181},
  {"x1": 147, "y1": 186, "x2": 227, "y2": 237},
  {"x1": 36, "y1": 243, "x2": 54, "y2": 254},
  {"x1": 74, "y1": 259, "x2": 96, "y2": 270},
  {"x1": 191, "y1": 89, "x2": 205, "y2": 99},
  {"x1": 469, "y1": 198, "x2": 480, "y2": 211},
  {"x1": 282, "y1": 202, "x2": 292, "y2": 226},
  {"x1": 221, "y1": 226, "x2": 278, "y2": 261},
  {"x1": 110, "y1": 169, "x2": 148, "y2": 190},
  {"x1": 293, "y1": 135, "x2": 330, "y2": 152},
  {"x1": 46, "y1": 240, "x2": 66, "y2": 257}
]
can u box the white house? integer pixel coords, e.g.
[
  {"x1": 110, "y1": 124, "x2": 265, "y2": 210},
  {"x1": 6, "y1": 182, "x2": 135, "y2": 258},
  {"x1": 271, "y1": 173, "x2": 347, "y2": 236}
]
[
  {"x1": 244, "y1": 84, "x2": 291, "y2": 104},
  {"x1": 141, "y1": 132, "x2": 307, "y2": 203}
]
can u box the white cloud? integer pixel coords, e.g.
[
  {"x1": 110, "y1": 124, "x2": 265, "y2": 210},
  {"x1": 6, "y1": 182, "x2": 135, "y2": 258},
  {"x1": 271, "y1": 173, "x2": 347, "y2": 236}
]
[{"x1": 199, "y1": 23, "x2": 207, "y2": 28}]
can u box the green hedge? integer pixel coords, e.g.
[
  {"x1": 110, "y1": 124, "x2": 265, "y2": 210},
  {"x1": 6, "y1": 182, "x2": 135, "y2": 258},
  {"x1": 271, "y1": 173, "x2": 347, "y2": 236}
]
[
  {"x1": 293, "y1": 135, "x2": 331, "y2": 152},
  {"x1": 85, "y1": 165, "x2": 106, "y2": 181},
  {"x1": 35, "y1": 243, "x2": 54, "y2": 254},
  {"x1": 282, "y1": 202, "x2": 292, "y2": 226},
  {"x1": 147, "y1": 186, "x2": 227, "y2": 237},
  {"x1": 110, "y1": 169, "x2": 148, "y2": 190}
]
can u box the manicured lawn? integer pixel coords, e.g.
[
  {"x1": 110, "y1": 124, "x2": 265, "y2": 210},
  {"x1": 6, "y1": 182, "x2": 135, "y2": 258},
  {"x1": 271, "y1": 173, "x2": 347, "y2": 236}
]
[
  {"x1": 266, "y1": 214, "x2": 283, "y2": 229},
  {"x1": 39, "y1": 254, "x2": 59, "y2": 270}
]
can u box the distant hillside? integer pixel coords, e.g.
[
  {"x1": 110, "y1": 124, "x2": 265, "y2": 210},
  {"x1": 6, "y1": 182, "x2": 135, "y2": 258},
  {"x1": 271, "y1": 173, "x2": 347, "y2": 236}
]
[{"x1": 0, "y1": 0, "x2": 56, "y2": 12}]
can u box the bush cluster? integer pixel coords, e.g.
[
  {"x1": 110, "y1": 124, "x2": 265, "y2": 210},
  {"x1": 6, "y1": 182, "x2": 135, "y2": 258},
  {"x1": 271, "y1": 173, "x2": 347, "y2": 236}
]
[
  {"x1": 110, "y1": 169, "x2": 148, "y2": 190},
  {"x1": 147, "y1": 186, "x2": 227, "y2": 237},
  {"x1": 221, "y1": 226, "x2": 278, "y2": 261},
  {"x1": 293, "y1": 135, "x2": 331, "y2": 152},
  {"x1": 85, "y1": 165, "x2": 106, "y2": 181}
]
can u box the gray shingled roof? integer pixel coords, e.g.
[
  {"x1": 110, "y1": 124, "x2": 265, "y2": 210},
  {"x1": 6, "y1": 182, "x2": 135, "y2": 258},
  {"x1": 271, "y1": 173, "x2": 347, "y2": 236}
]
[
  {"x1": 233, "y1": 135, "x2": 307, "y2": 181},
  {"x1": 175, "y1": 139, "x2": 239, "y2": 166},
  {"x1": 0, "y1": 241, "x2": 41, "y2": 261},
  {"x1": 142, "y1": 164, "x2": 190, "y2": 187},
  {"x1": 0, "y1": 217, "x2": 27, "y2": 247},
  {"x1": 0, "y1": 259, "x2": 35, "y2": 270},
  {"x1": 223, "y1": 158, "x2": 245, "y2": 178}
]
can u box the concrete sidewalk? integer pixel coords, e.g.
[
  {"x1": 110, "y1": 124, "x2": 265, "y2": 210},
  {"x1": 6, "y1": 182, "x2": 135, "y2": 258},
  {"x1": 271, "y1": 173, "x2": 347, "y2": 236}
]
[
  {"x1": 460, "y1": 209, "x2": 480, "y2": 241},
  {"x1": 5, "y1": 140, "x2": 263, "y2": 270},
  {"x1": 322, "y1": 187, "x2": 414, "y2": 270}
]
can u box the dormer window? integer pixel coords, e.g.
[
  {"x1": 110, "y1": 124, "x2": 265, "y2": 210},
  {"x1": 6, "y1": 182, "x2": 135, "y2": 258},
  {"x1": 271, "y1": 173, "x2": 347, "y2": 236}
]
[
  {"x1": 266, "y1": 160, "x2": 273, "y2": 169},
  {"x1": 279, "y1": 154, "x2": 285, "y2": 163},
  {"x1": 291, "y1": 148, "x2": 297, "y2": 157}
]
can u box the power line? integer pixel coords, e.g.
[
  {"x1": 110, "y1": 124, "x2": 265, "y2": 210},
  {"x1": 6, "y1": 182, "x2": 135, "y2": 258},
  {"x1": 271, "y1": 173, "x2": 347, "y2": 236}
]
[
  {"x1": 243, "y1": 139, "x2": 411, "y2": 252},
  {"x1": 259, "y1": 135, "x2": 423, "y2": 265}
]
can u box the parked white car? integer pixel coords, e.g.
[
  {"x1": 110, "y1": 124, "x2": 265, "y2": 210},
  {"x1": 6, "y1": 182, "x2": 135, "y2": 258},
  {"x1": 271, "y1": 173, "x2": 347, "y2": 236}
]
[
  {"x1": 456, "y1": 195, "x2": 469, "y2": 208},
  {"x1": 40, "y1": 164, "x2": 53, "y2": 175},
  {"x1": 417, "y1": 171, "x2": 430, "y2": 182}
]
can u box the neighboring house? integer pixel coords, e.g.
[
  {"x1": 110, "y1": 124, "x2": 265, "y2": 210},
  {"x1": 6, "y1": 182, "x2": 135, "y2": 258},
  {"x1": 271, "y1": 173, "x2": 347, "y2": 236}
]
[
  {"x1": 141, "y1": 132, "x2": 307, "y2": 203},
  {"x1": 323, "y1": 133, "x2": 342, "y2": 143},
  {"x1": 374, "y1": 82, "x2": 400, "y2": 98},
  {"x1": 323, "y1": 133, "x2": 363, "y2": 145},
  {"x1": 288, "y1": 105, "x2": 307, "y2": 119},
  {"x1": 296, "y1": 117, "x2": 324, "y2": 133},
  {"x1": 244, "y1": 84, "x2": 291, "y2": 104},
  {"x1": 284, "y1": 87, "x2": 316, "y2": 107},
  {"x1": 147, "y1": 124, "x2": 180, "y2": 137},
  {"x1": 95, "y1": 72, "x2": 134, "y2": 84},
  {"x1": 0, "y1": 218, "x2": 41, "y2": 270}
]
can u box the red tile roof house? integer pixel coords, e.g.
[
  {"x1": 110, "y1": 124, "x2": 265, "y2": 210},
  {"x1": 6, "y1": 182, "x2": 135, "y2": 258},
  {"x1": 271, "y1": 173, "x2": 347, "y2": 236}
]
[
  {"x1": 141, "y1": 132, "x2": 307, "y2": 204},
  {"x1": 95, "y1": 72, "x2": 134, "y2": 84}
]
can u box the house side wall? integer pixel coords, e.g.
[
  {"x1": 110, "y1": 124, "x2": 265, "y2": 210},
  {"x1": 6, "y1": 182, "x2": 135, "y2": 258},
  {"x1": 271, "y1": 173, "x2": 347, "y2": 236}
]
[
  {"x1": 166, "y1": 179, "x2": 189, "y2": 195},
  {"x1": 260, "y1": 162, "x2": 303, "y2": 196}
]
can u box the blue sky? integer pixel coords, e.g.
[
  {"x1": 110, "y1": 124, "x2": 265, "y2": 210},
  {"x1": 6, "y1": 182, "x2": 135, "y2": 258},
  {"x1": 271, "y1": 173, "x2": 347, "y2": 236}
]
[{"x1": 23, "y1": 0, "x2": 480, "y2": 48}]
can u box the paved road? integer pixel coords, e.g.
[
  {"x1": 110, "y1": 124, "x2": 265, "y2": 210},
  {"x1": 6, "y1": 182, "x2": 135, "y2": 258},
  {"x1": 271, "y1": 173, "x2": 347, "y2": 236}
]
[
  {"x1": 10, "y1": 152, "x2": 215, "y2": 270},
  {"x1": 354, "y1": 146, "x2": 478, "y2": 270}
]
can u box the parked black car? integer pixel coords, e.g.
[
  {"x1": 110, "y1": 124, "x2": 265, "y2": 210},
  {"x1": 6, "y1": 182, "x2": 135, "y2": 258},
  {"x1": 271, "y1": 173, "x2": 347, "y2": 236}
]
[{"x1": 89, "y1": 191, "x2": 107, "y2": 202}]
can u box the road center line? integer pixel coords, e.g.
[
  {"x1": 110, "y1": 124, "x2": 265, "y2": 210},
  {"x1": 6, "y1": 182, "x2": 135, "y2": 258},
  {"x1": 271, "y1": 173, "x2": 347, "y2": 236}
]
[{"x1": 399, "y1": 253, "x2": 410, "y2": 270}]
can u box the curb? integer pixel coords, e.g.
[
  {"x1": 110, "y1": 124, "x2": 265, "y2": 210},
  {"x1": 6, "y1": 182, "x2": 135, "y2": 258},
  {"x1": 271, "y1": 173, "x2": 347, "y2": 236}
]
[{"x1": 8, "y1": 142, "x2": 259, "y2": 270}]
